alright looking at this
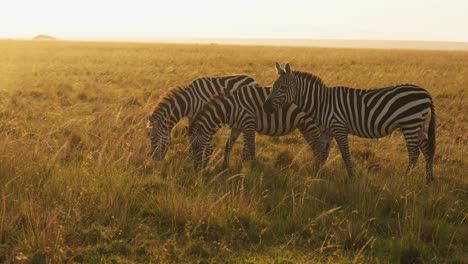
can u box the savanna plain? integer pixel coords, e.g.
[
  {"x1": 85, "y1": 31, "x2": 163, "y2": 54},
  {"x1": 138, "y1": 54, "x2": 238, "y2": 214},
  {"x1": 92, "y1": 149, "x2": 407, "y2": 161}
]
[{"x1": 0, "y1": 40, "x2": 467, "y2": 263}]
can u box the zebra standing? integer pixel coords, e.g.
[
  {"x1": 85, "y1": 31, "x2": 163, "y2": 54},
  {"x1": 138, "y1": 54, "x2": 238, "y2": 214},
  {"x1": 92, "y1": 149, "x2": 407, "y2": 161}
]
[
  {"x1": 189, "y1": 84, "x2": 328, "y2": 171},
  {"x1": 263, "y1": 63, "x2": 436, "y2": 182},
  {"x1": 149, "y1": 75, "x2": 257, "y2": 160}
]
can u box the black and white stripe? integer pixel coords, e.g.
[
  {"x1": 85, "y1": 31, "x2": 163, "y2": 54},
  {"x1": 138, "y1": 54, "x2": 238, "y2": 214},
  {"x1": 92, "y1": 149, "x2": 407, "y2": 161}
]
[
  {"x1": 264, "y1": 63, "x2": 436, "y2": 182},
  {"x1": 188, "y1": 84, "x2": 327, "y2": 171},
  {"x1": 148, "y1": 75, "x2": 257, "y2": 160}
]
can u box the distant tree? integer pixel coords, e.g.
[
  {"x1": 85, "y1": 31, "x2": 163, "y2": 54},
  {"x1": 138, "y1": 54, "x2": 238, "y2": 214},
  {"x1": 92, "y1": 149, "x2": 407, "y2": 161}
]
[{"x1": 33, "y1": 34, "x2": 56, "y2": 41}]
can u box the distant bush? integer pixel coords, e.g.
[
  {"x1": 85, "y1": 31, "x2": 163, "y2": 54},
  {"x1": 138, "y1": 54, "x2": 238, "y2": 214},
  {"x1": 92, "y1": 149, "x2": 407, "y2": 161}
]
[{"x1": 33, "y1": 34, "x2": 56, "y2": 41}]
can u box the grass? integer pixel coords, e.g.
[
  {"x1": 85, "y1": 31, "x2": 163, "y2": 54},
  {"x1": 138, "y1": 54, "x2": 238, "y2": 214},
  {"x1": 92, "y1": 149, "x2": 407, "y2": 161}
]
[{"x1": 0, "y1": 40, "x2": 467, "y2": 263}]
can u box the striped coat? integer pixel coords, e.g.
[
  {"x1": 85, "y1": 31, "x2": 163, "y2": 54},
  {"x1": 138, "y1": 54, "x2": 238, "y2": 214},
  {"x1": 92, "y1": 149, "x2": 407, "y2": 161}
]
[
  {"x1": 264, "y1": 63, "x2": 436, "y2": 182},
  {"x1": 189, "y1": 84, "x2": 326, "y2": 171}
]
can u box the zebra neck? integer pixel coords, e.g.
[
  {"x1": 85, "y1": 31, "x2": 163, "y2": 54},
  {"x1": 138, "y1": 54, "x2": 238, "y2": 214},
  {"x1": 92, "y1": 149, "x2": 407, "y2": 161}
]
[
  {"x1": 209, "y1": 111, "x2": 227, "y2": 130},
  {"x1": 297, "y1": 77, "x2": 328, "y2": 123},
  {"x1": 161, "y1": 109, "x2": 185, "y2": 129},
  {"x1": 152, "y1": 112, "x2": 177, "y2": 132},
  {"x1": 199, "y1": 105, "x2": 227, "y2": 137}
]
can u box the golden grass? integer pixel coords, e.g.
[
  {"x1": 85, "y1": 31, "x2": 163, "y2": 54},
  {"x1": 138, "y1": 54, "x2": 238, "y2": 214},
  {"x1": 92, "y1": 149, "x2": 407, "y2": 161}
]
[{"x1": 0, "y1": 40, "x2": 467, "y2": 263}]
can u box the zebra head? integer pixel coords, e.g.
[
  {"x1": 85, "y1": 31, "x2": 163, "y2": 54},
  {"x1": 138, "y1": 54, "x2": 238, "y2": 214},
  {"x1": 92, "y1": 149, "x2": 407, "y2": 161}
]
[
  {"x1": 188, "y1": 124, "x2": 213, "y2": 171},
  {"x1": 148, "y1": 115, "x2": 172, "y2": 160},
  {"x1": 264, "y1": 62, "x2": 297, "y2": 114}
]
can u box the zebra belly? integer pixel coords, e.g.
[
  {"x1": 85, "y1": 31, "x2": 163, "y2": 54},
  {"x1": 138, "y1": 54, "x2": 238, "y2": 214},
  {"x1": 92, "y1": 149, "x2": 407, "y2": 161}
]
[
  {"x1": 256, "y1": 122, "x2": 298, "y2": 136},
  {"x1": 347, "y1": 126, "x2": 396, "y2": 139},
  {"x1": 337, "y1": 102, "x2": 402, "y2": 139},
  {"x1": 330, "y1": 116, "x2": 393, "y2": 139},
  {"x1": 258, "y1": 127, "x2": 297, "y2": 136}
]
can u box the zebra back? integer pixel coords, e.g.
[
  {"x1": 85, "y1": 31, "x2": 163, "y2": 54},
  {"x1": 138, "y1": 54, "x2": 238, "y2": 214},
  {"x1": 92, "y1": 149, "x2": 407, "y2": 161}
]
[
  {"x1": 189, "y1": 85, "x2": 307, "y2": 138},
  {"x1": 150, "y1": 75, "x2": 257, "y2": 123}
]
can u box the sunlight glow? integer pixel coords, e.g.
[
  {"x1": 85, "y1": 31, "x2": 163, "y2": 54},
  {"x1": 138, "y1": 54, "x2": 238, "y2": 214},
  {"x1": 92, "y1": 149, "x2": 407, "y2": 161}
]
[{"x1": 2, "y1": 0, "x2": 468, "y2": 41}]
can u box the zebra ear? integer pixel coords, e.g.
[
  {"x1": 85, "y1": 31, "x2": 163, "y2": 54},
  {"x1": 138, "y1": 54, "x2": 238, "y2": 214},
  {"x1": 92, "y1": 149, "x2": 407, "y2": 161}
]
[
  {"x1": 275, "y1": 62, "x2": 286, "y2": 75},
  {"x1": 285, "y1": 63, "x2": 291, "y2": 74}
]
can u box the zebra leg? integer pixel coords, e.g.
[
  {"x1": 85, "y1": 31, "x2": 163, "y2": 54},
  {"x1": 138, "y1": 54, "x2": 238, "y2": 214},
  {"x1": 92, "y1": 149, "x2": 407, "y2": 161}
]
[
  {"x1": 402, "y1": 128, "x2": 421, "y2": 176},
  {"x1": 202, "y1": 144, "x2": 213, "y2": 171},
  {"x1": 223, "y1": 128, "x2": 242, "y2": 169},
  {"x1": 298, "y1": 122, "x2": 324, "y2": 166},
  {"x1": 333, "y1": 128, "x2": 353, "y2": 178},
  {"x1": 321, "y1": 132, "x2": 333, "y2": 165},
  {"x1": 242, "y1": 141, "x2": 249, "y2": 161},
  {"x1": 243, "y1": 126, "x2": 256, "y2": 168},
  {"x1": 418, "y1": 135, "x2": 434, "y2": 182}
]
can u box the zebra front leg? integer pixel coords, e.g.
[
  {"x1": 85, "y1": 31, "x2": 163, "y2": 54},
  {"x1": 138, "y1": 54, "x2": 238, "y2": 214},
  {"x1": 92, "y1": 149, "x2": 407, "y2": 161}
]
[
  {"x1": 333, "y1": 128, "x2": 353, "y2": 178},
  {"x1": 223, "y1": 128, "x2": 242, "y2": 169},
  {"x1": 298, "y1": 122, "x2": 324, "y2": 166},
  {"x1": 321, "y1": 133, "x2": 333, "y2": 165},
  {"x1": 243, "y1": 127, "x2": 257, "y2": 168},
  {"x1": 201, "y1": 144, "x2": 213, "y2": 172}
]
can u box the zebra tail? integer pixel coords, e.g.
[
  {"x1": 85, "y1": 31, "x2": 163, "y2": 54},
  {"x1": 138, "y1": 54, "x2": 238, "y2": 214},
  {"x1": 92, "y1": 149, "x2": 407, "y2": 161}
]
[{"x1": 428, "y1": 101, "x2": 436, "y2": 159}]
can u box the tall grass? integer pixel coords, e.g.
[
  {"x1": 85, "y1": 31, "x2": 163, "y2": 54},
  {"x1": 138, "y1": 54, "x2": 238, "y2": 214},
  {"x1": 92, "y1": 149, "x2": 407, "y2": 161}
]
[{"x1": 0, "y1": 40, "x2": 467, "y2": 263}]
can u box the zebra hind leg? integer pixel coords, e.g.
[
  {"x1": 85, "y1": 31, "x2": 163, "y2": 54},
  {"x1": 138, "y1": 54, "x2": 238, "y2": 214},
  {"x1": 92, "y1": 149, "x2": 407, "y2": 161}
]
[
  {"x1": 402, "y1": 127, "x2": 421, "y2": 177},
  {"x1": 223, "y1": 128, "x2": 242, "y2": 169},
  {"x1": 241, "y1": 141, "x2": 249, "y2": 161},
  {"x1": 419, "y1": 135, "x2": 434, "y2": 183}
]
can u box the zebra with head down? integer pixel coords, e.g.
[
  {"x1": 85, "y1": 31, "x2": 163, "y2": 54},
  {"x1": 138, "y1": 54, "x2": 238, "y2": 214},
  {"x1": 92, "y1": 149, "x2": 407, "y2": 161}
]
[{"x1": 148, "y1": 75, "x2": 258, "y2": 161}]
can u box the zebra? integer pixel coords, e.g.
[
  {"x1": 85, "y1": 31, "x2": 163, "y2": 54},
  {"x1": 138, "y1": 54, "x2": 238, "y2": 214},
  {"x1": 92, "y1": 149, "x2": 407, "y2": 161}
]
[
  {"x1": 148, "y1": 75, "x2": 258, "y2": 160},
  {"x1": 263, "y1": 63, "x2": 436, "y2": 182},
  {"x1": 188, "y1": 84, "x2": 329, "y2": 171}
]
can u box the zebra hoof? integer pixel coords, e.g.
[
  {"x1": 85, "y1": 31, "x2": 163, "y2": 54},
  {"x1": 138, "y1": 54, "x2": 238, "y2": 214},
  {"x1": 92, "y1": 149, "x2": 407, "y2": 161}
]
[
  {"x1": 251, "y1": 161, "x2": 257, "y2": 169},
  {"x1": 426, "y1": 177, "x2": 435, "y2": 184},
  {"x1": 344, "y1": 175, "x2": 355, "y2": 184}
]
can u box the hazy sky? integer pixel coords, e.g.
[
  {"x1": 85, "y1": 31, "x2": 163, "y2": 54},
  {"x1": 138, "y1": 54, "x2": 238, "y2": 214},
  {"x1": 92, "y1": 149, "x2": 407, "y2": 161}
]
[{"x1": 2, "y1": 0, "x2": 468, "y2": 41}]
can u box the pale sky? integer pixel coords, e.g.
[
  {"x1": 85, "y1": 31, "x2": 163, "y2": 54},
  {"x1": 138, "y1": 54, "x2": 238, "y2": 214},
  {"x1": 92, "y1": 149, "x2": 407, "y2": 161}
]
[{"x1": 1, "y1": 0, "x2": 468, "y2": 42}]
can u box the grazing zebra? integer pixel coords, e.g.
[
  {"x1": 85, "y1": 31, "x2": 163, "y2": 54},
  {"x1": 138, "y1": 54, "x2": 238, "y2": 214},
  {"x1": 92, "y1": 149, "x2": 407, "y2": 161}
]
[
  {"x1": 263, "y1": 63, "x2": 436, "y2": 182},
  {"x1": 188, "y1": 84, "x2": 328, "y2": 171},
  {"x1": 149, "y1": 75, "x2": 257, "y2": 160}
]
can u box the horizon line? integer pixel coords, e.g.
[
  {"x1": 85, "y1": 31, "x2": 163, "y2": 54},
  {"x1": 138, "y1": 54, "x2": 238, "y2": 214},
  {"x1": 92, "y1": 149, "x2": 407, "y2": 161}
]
[{"x1": 3, "y1": 37, "x2": 468, "y2": 51}]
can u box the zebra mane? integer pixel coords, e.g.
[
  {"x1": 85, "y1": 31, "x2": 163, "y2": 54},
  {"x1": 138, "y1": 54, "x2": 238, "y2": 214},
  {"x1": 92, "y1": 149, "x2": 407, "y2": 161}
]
[
  {"x1": 150, "y1": 85, "x2": 188, "y2": 121},
  {"x1": 292, "y1": 70, "x2": 327, "y2": 87}
]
